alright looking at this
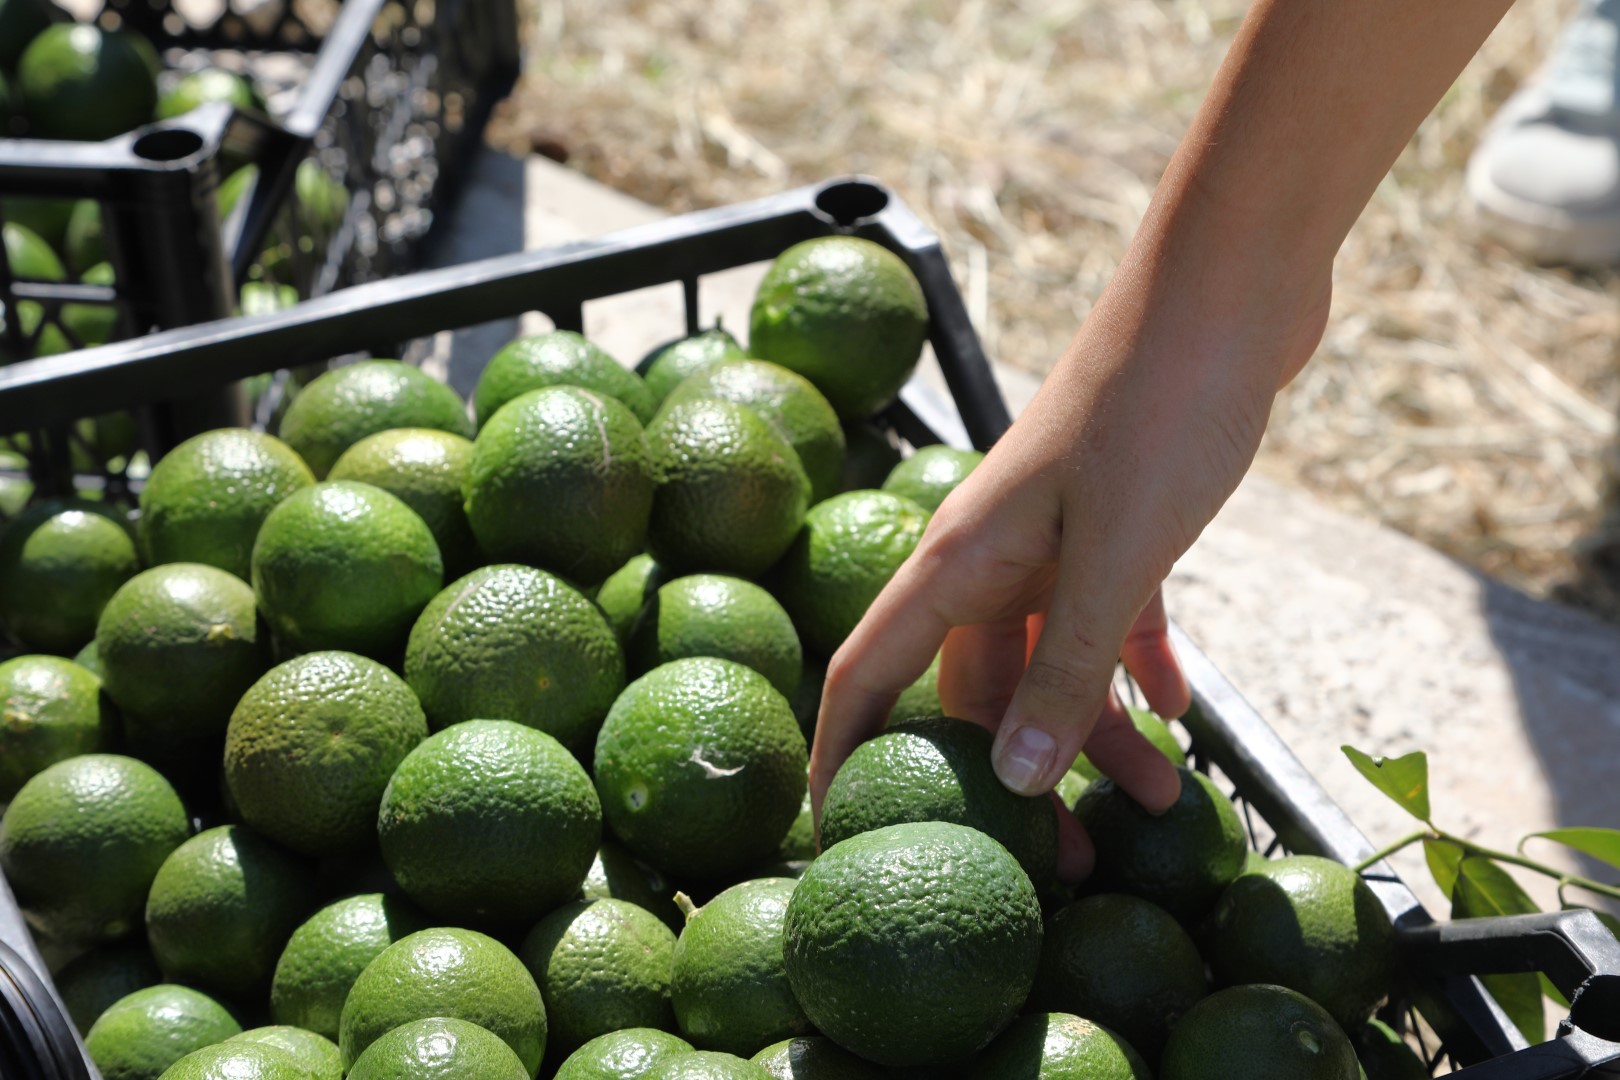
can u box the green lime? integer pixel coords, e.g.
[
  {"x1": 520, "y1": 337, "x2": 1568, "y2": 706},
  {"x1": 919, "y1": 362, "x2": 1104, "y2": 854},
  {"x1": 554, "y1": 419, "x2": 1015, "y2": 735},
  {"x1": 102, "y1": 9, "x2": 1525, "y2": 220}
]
[
  {"x1": 251, "y1": 480, "x2": 443, "y2": 660},
  {"x1": 773, "y1": 490, "x2": 928, "y2": 658},
  {"x1": 0, "y1": 448, "x2": 33, "y2": 516},
  {"x1": 1352, "y1": 1020, "x2": 1427, "y2": 1080},
  {"x1": 329, "y1": 428, "x2": 478, "y2": 576},
  {"x1": 270, "y1": 892, "x2": 430, "y2": 1042},
  {"x1": 660, "y1": 359, "x2": 845, "y2": 504},
  {"x1": 629, "y1": 574, "x2": 801, "y2": 697},
  {"x1": 1074, "y1": 765, "x2": 1247, "y2": 925},
  {"x1": 782, "y1": 821, "x2": 1043, "y2": 1067},
  {"x1": 519, "y1": 898, "x2": 678, "y2": 1057},
  {"x1": 1070, "y1": 706, "x2": 1186, "y2": 781},
  {"x1": 227, "y1": 1027, "x2": 341, "y2": 1079},
  {"x1": 652, "y1": 1052, "x2": 772, "y2": 1080},
  {"x1": 671, "y1": 878, "x2": 809, "y2": 1057},
  {"x1": 84, "y1": 984, "x2": 241, "y2": 1080},
  {"x1": 96, "y1": 563, "x2": 270, "y2": 743},
  {"x1": 153, "y1": 1041, "x2": 311, "y2": 1079},
  {"x1": 1204, "y1": 854, "x2": 1395, "y2": 1030},
  {"x1": 225, "y1": 651, "x2": 428, "y2": 856},
  {"x1": 637, "y1": 326, "x2": 747, "y2": 406},
  {"x1": 278, "y1": 360, "x2": 474, "y2": 478},
  {"x1": 820, "y1": 715, "x2": 1058, "y2": 886},
  {"x1": 887, "y1": 651, "x2": 941, "y2": 725},
  {"x1": 294, "y1": 158, "x2": 347, "y2": 238},
  {"x1": 63, "y1": 199, "x2": 103, "y2": 272},
  {"x1": 465, "y1": 386, "x2": 655, "y2": 586},
  {"x1": 475, "y1": 330, "x2": 656, "y2": 427},
  {"x1": 53, "y1": 941, "x2": 161, "y2": 1036},
  {"x1": 17, "y1": 24, "x2": 158, "y2": 141},
  {"x1": 1030, "y1": 893, "x2": 1209, "y2": 1066},
  {"x1": 338, "y1": 926, "x2": 547, "y2": 1074},
  {"x1": 378, "y1": 719, "x2": 601, "y2": 927},
  {"x1": 555, "y1": 1028, "x2": 695, "y2": 1080},
  {"x1": 646, "y1": 398, "x2": 810, "y2": 578},
  {"x1": 882, "y1": 445, "x2": 983, "y2": 512},
  {"x1": 60, "y1": 260, "x2": 118, "y2": 346},
  {"x1": 138, "y1": 428, "x2": 315, "y2": 582},
  {"x1": 0, "y1": 221, "x2": 68, "y2": 361},
  {"x1": 749, "y1": 1037, "x2": 886, "y2": 1080},
  {"x1": 594, "y1": 657, "x2": 808, "y2": 880},
  {"x1": 596, "y1": 554, "x2": 671, "y2": 646},
  {"x1": 0, "y1": 653, "x2": 114, "y2": 800},
  {"x1": 0, "y1": 0, "x2": 63, "y2": 72},
  {"x1": 1053, "y1": 771, "x2": 1089, "y2": 812},
  {"x1": 347, "y1": 1017, "x2": 530, "y2": 1080},
  {"x1": 975, "y1": 1012, "x2": 1150, "y2": 1079},
  {"x1": 749, "y1": 236, "x2": 928, "y2": 421},
  {"x1": 0, "y1": 754, "x2": 189, "y2": 945},
  {"x1": 581, "y1": 842, "x2": 681, "y2": 931},
  {"x1": 156, "y1": 67, "x2": 264, "y2": 120},
  {"x1": 145, "y1": 823, "x2": 319, "y2": 1002},
  {"x1": 404, "y1": 564, "x2": 624, "y2": 751},
  {"x1": 0, "y1": 499, "x2": 138, "y2": 655},
  {"x1": 1159, "y1": 984, "x2": 1360, "y2": 1080},
  {"x1": 775, "y1": 784, "x2": 814, "y2": 862}
]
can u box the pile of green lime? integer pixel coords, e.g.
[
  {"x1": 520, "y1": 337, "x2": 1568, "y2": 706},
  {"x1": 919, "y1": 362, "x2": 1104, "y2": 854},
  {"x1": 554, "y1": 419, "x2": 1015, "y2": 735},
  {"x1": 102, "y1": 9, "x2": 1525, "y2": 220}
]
[{"x1": 0, "y1": 234, "x2": 1424, "y2": 1080}]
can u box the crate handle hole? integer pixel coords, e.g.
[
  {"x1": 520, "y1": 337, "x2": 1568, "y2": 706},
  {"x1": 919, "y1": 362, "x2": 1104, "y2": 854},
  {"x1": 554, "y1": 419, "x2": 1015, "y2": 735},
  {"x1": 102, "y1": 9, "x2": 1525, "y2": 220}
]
[
  {"x1": 813, "y1": 180, "x2": 889, "y2": 227},
  {"x1": 1570, "y1": 974, "x2": 1620, "y2": 1041},
  {"x1": 133, "y1": 130, "x2": 206, "y2": 163}
]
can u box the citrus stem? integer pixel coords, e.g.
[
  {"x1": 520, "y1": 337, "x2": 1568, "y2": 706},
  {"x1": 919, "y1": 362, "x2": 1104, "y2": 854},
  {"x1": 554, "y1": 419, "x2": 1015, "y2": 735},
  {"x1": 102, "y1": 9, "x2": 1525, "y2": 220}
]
[
  {"x1": 1352, "y1": 829, "x2": 1429, "y2": 874},
  {"x1": 1350, "y1": 829, "x2": 1620, "y2": 902},
  {"x1": 673, "y1": 891, "x2": 699, "y2": 923}
]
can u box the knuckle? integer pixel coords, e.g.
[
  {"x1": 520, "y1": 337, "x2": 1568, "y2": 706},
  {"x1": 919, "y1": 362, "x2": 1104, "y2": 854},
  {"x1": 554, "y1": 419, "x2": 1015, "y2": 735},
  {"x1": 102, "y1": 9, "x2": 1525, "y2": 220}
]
[{"x1": 1022, "y1": 658, "x2": 1090, "y2": 701}]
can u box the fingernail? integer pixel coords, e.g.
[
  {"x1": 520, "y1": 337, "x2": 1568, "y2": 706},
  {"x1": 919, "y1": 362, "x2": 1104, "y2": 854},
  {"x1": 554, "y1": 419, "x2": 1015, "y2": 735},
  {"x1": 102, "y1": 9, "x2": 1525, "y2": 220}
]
[{"x1": 994, "y1": 725, "x2": 1057, "y2": 796}]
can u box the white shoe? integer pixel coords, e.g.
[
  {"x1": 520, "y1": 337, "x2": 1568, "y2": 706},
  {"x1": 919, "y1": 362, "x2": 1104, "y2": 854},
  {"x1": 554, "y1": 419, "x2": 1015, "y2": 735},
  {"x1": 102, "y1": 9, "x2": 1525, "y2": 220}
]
[{"x1": 1466, "y1": 0, "x2": 1620, "y2": 266}]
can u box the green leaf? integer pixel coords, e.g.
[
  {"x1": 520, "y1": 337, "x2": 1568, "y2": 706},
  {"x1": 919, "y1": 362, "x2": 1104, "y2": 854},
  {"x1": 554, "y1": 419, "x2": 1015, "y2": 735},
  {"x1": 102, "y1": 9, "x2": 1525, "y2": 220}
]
[
  {"x1": 1424, "y1": 838, "x2": 1464, "y2": 900},
  {"x1": 1523, "y1": 827, "x2": 1620, "y2": 872},
  {"x1": 1342, "y1": 746, "x2": 1431, "y2": 823},
  {"x1": 1453, "y1": 857, "x2": 1545, "y2": 1044}
]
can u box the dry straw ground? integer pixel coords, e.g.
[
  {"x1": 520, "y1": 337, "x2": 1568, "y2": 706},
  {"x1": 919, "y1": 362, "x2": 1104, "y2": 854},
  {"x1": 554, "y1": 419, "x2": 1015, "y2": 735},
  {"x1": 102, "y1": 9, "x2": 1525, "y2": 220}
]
[{"x1": 490, "y1": 0, "x2": 1620, "y2": 617}]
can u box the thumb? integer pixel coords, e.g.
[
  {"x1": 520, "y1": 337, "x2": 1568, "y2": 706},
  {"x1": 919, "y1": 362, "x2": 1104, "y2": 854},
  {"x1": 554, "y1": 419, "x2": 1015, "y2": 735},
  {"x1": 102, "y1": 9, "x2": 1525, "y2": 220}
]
[{"x1": 989, "y1": 560, "x2": 1178, "y2": 810}]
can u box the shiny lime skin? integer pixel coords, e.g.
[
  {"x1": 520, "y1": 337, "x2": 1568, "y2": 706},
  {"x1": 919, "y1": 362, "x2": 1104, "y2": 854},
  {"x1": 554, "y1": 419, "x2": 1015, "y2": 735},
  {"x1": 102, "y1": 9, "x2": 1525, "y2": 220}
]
[
  {"x1": 519, "y1": 898, "x2": 677, "y2": 1057},
  {"x1": 153, "y1": 1041, "x2": 312, "y2": 1080},
  {"x1": 820, "y1": 716, "x2": 1058, "y2": 887},
  {"x1": 328, "y1": 428, "x2": 478, "y2": 577},
  {"x1": 595, "y1": 554, "x2": 670, "y2": 646},
  {"x1": 251, "y1": 481, "x2": 443, "y2": 660},
  {"x1": 881, "y1": 445, "x2": 983, "y2": 512},
  {"x1": 646, "y1": 398, "x2": 810, "y2": 578},
  {"x1": 338, "y1": 927, "x2": 547, "y2": 1074},
  {"x1": 17, "y1": 24, "x2": 158, "y2": 141},
  {"x1": 637, "y1": 327, "x2": 747, "y2": 406},
  {"x1": 138, "y1": 429, "x2": 315, "y2": 581},
  {"x1": 782, "y1": 821, "x2": 1043, "y2": 1067},
  {"x1": 1204, "y1": 855, "x2": 1395, "y2": 1029},
  {"x1": 1075, "y1": 766, "x2": 1248, "y2": 925},
  {"x1": 405, "y1": 564, "x2": 624, "y2": 751},
  {"x1": 278, "y1": 360, "x2": 474, "y2": 478},
  {"x1": 652, "y1": 1053, "x2": 773, "y2": 1080},
  {"x1": 1030, "y1": 893, "x2": 1209, "y2": 1066},
  {"x1": 555, "y1": 1028, "x2": 695, "y2": 1080},
  {"x1": 594, "y1": 658, "x2": 808, "y2": 880},
  {"x1": 465, "y1": 386, "x2": 655, "y2": 586},
  {"x1": 156, "y1": 67, "x2": 265, "y2": 120},
  {"x1": 347, "y1": 1017, "x2": 530, "y2": 1080},
  {"x1": 378, "y1": 720, "x2": 601, "y2": 927},
  {"x1": 225, "y1": 651, "x2": 428, "y2": 856},
  {"x1": 773, "y1": 490, "x2": 929, "y2": 658},
  {"x1": 628, "y1": 574, "x2": 802, "y2": 697},
  {"x1": 270, "y1": 893, "x2": 430, "y2": 1042},
  {"x1": 84, "y1": 984, "x2": 241, "y2": 1080},
  {"x1": 975, "y1": 1012, "x2": 1150, "y2": 1080},
  {"x1": 54, "y1": 941, "x2": 162, "y2": 1036},
  {"x1": 1159, "y1": 984, "x2": 1361, "y2": 1080},
  {"x1": 660, "y1": 360, "x2": 845, "y2": 504},
  {"x1": 0, "y1": 653, "x2": 114, "y2": 801},
  {"x1": 672, "y1": 878, "x2": 809, "y2": 1058},
  {"x1": 475, "y1": 330, "x2": 656, "y2": 427},
  {"x1": 96, "y1": 563, "x2": 270, "y2": 742},
  {"x1": 0, "y1": 499, "x2": 138, "y2": 655},
  {"x1": 144, "y1": 824, "x2": 318, "y2": 1002},
  {"x1": 0, "y1": 755, "x2": 189, "y2": 945},
  {"x1": 227, "y1": 1027, "x2": 342, "y2": 1080},
  {"x1": 749, "y1": 1037, "x2": 887, "y2": 1080},
  {"x1": 748, "y1": 236, "x2": 929, "y2": 421}
]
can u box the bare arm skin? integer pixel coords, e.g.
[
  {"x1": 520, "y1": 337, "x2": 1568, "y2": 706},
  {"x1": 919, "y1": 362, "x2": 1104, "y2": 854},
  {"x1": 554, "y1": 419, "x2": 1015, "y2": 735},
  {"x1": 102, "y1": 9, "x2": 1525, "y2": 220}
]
[{"x1": 812, "y1": 0, "x2": 1518, "y2": 882}]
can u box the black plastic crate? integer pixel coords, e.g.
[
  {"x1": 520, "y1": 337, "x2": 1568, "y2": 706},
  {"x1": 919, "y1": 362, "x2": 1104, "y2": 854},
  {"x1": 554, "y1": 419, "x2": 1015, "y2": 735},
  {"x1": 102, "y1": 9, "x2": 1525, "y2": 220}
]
[
  {"x1": 0, "y1": 0, "x2": 519, "y2": 492},
  {"x1": 0, "y1": 177, "x2": 1615, "y2": 1078}
]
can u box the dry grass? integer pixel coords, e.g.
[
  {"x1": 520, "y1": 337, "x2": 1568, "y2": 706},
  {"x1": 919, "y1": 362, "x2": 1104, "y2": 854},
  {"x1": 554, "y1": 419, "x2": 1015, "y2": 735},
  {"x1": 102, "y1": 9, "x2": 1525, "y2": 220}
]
[{"x1": 488, "y1": 0, "x2": 1620, "y2": 615}]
